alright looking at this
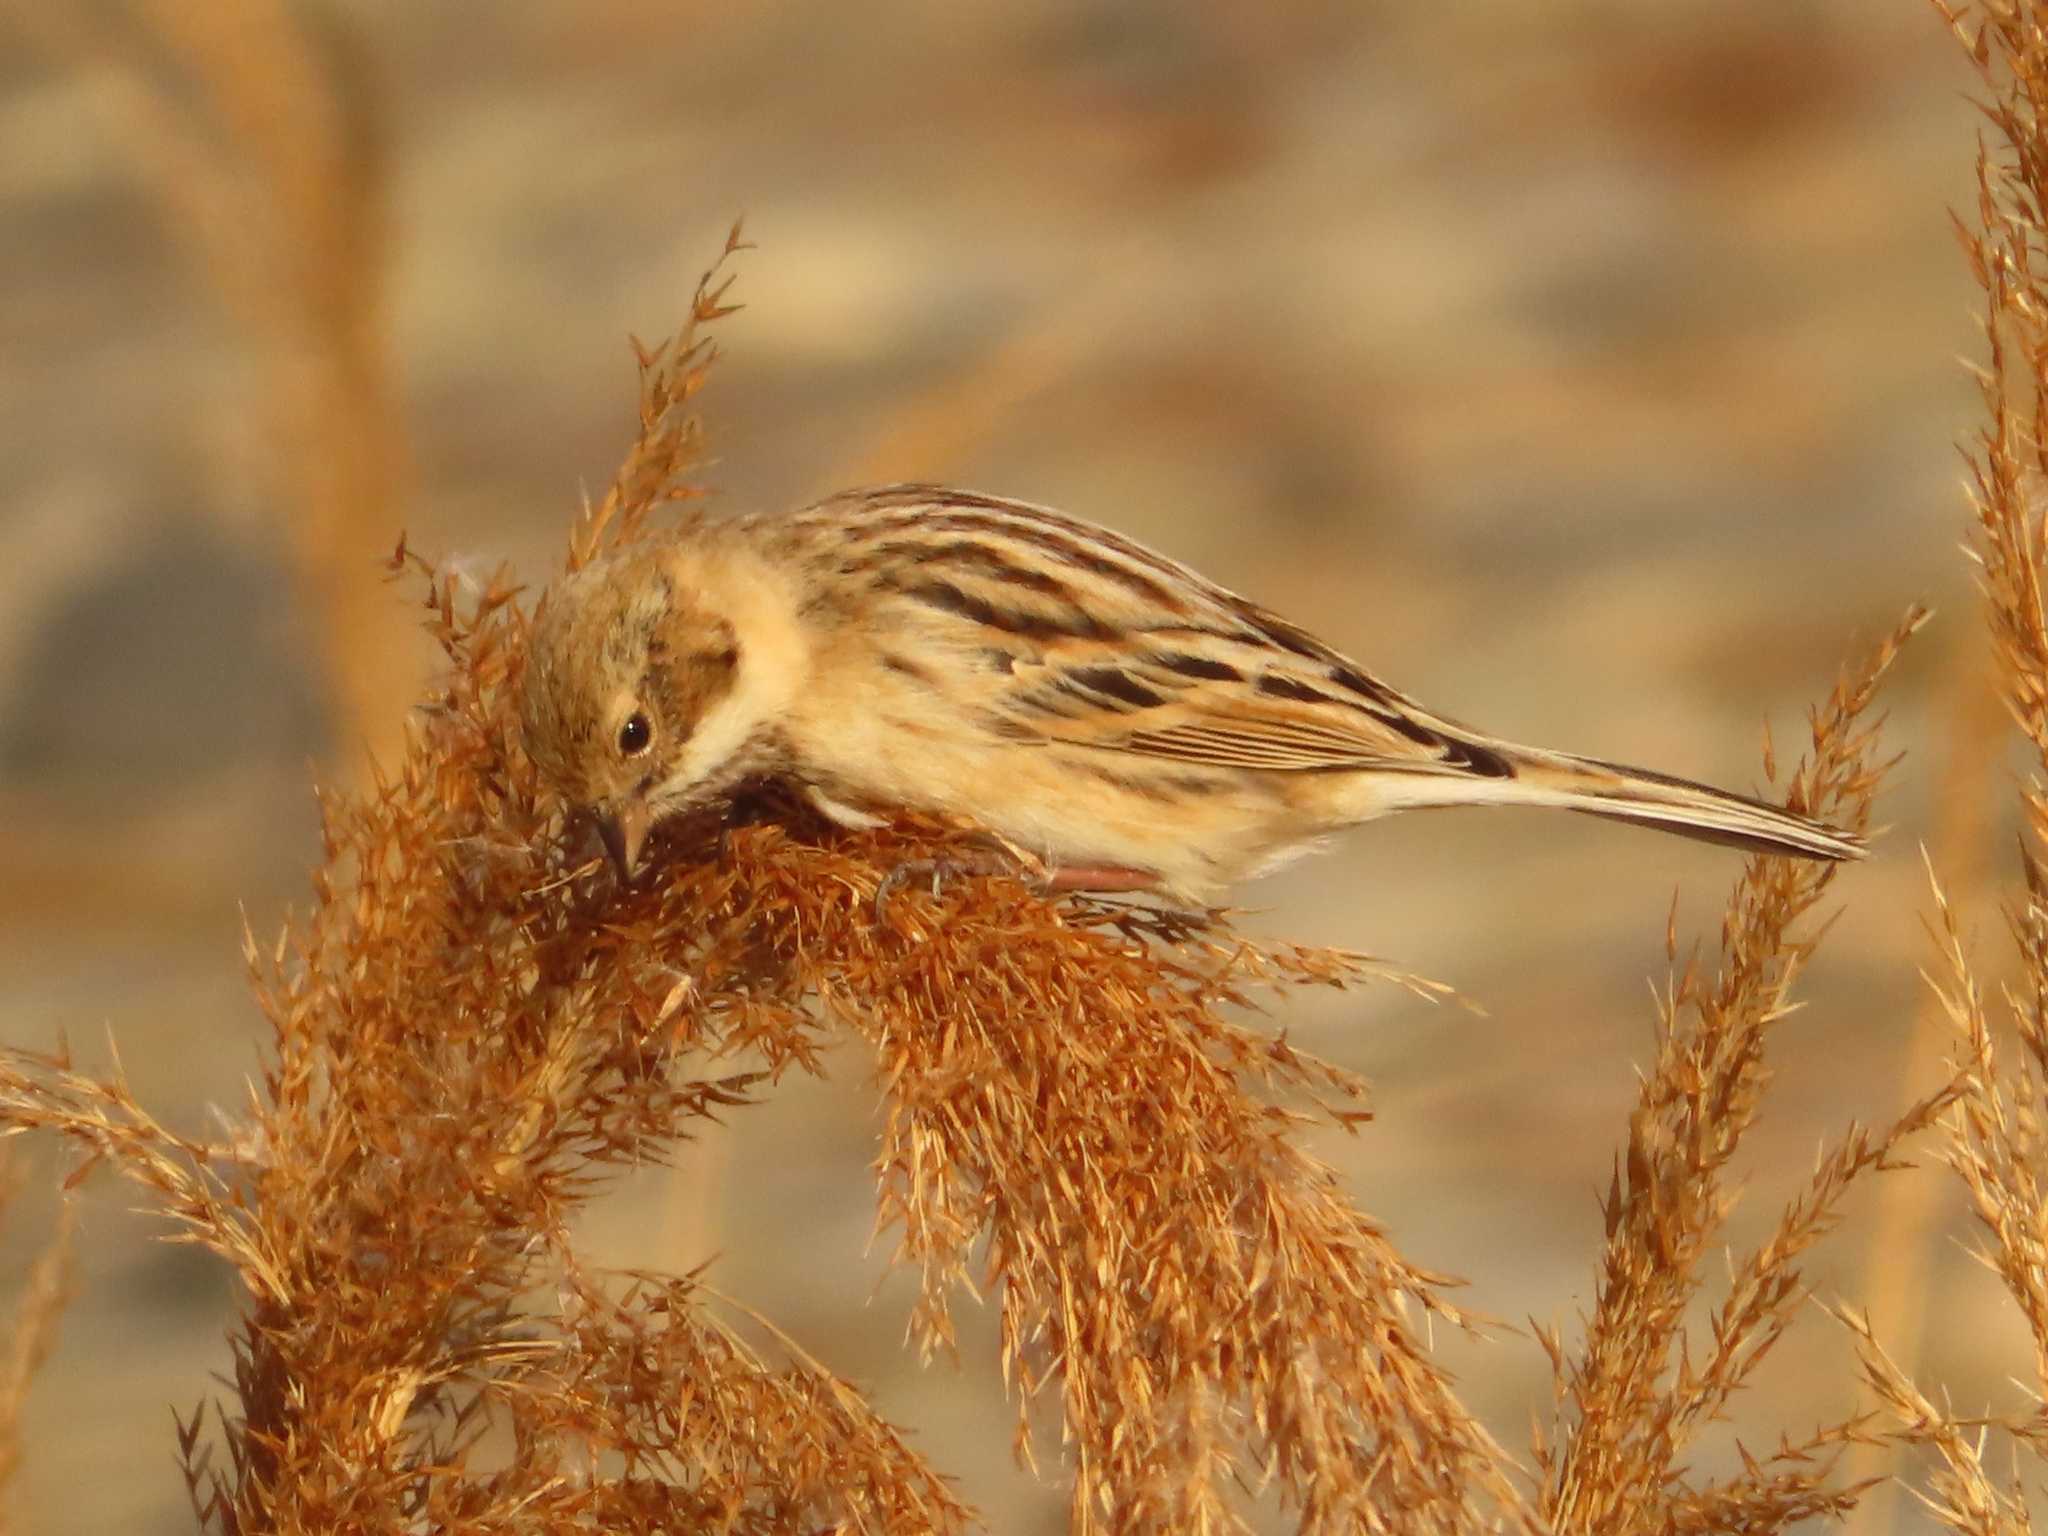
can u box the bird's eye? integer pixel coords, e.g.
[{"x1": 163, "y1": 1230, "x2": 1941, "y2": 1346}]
[{"x1": 617, "y1": 712, "x2": 652, "y2": 757}]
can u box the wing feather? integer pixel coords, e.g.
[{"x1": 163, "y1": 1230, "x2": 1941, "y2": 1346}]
[
  {"x1": 999, "y1": 651, "x2": 1502, "y2": 777},
  {"x1": 775, "y1": 486, "x2": 1509, "y2": 780}
]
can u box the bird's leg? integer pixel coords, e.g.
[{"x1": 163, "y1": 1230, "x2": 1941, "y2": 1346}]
[
  {"x1": 1035, "y1": 862, "x2": 1162, "y2": 894},
  {"x1": 872, "y1": 832, "x2": 1161, "y2": 920}
]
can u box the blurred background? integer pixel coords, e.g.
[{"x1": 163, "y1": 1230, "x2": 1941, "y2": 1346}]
[{"x1": 0, "y1": 1, "x2": 2015, "y2": 1530}]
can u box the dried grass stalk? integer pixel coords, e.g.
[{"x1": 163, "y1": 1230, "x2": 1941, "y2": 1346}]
[
  {"x1": 0, "y1": 1154, "x2": 71, "y2": 1536},
  {"x1": 1536, "y1": 609, "x2": 1952, "y2": 1536},
  {"x1": 0, "y1": 243, "x2": 964, "y2": 1536},
  {"x1": 1831, "y1": 4, "x2": 2048, "y2": 1532},
  {"x1": 8, "y1": 0, "x2": 418, "y2": 766}
]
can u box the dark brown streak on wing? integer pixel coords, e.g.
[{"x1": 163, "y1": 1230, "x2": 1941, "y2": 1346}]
[
  {"x1": 1230, "y1": 600, "x2": 1334, "y2": 662},
  {"x1": 837, "y1": 485, "x2": 1202, "y2": 614},
  {"x1": 1064, "y1": 665, "x2": 1169, "y2": 710},
  {"x1": 1438, "y1": 738, "x2": 1515, "y2": 778},
  {"x1": 1255, "y1": 673, "x2": 1339, "y2": 705},
  {"x1": 889, "y1": 575, "x2": 1116, "y2": 642},
  {"x1": 1368, "y1": 705, "x2": 1514, "y2": 774},
  {"x1": 1329, "y1": 664, "x2": 1403, "y2": 709},
  {"x1": 871, "y1": 536, "x2": 1074, "y2": 599},
  {"x1": 1152, "y1": 650, "x2": 1244, "y2": 682}
]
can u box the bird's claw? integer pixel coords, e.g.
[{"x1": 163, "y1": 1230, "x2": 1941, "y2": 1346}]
[
  {"x1": 869, "y1": 842, "x2": 1163, "y2": 921},
  {"x1": 872, "y1": 852, "x2": 1020, "y2": 922}
]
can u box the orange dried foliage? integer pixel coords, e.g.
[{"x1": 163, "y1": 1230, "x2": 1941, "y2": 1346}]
[
  {"x1": 1834, "y1": 9, "x2": 2048, "y2": 1533},
  {"x1": 0, "y1": 240, "x2": 961, "y2": 1536},
  {"x1": 1540, "y1": 610, "x2": 1955, "y2": 1536},
  {"x1": 0, "y1": 1154, "x2": 70, "y2": 1536}
]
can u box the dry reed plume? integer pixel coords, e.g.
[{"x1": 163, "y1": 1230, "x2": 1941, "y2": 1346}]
[
  {"x1": 0, "y1": 1156, "x2": 70, "y2": 1536},
  {"x1": 13, "y1": 6, "x2": 2048, "y2": 1532},
  {"x1": 1828, "y1": 5, "x2": 2048, "y2": 1532}
]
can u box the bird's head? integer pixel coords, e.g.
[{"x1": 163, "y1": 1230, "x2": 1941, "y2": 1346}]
[{"x1": 519, "y1": 548, "x2": 745, "y2": 878}]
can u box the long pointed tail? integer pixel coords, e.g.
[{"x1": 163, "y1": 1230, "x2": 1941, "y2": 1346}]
[
  {"x1": 1383, "y1": 744, "x2": 1864, "y2": 861},
  {"x1": 1563, "y1": 756, "x2": 1861, "y2": 858},
  {"x1": 1517, "y1": 748, "x2": 1862, "y2": 860}
]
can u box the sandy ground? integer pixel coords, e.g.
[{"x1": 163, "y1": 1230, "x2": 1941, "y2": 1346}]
[{"x1": 0, "y1": 3, "x2": 2019, "y2": 1530}]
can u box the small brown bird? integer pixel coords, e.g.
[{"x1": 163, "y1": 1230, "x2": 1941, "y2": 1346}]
[{"x1": 519, "y1": 484, "x2": 1860, "y2": 900}]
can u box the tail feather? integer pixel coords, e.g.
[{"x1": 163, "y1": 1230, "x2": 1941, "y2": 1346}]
[
  {"x1": 1567, "y1": 771, "x2": 1860, "y2": 861},
  {"x1": 1540, "y1": 750, "x2": 1862, "y2": 861},
  {"x1": 1377, "y1": 745, "x2": 1864, "y2": 862}
]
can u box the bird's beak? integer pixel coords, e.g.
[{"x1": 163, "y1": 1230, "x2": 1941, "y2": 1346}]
[{"x1": 596, "y1": 799, "x2": 653, "y2": 882}]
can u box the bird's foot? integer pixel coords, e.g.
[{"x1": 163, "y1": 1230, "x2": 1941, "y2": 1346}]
[
  {"x1": 872, "y1": 849, "x2": 1024, "y2": 921},
  {"x1": 872, "y1": 856, "x2": 983, "y2": 913}
]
